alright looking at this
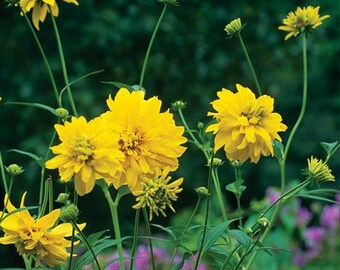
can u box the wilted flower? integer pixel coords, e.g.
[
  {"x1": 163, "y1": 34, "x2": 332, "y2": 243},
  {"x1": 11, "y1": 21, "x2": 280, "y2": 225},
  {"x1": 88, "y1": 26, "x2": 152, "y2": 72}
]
[
  {"x1": 304, "y1": 156, "x2": 335, "y2": 182},
  {"x1": 20, "y1": 0, "x2": 79, "y2": 30},
  {"x1": 101, "y1": 88, "x2": 187, "y2": 193},
  {"x1": 133, "y1": 168, "x2": 183, "y2": 220},
  {"x1": 278, "y1": 6, "x2": 330, "y2": 40},
  {"x1": 45, "y1": 116, "x2": 124, "y2": 196},
  {"x1": 206, "y1": 84, "x2": 287, "y2": 163},
  {"x1": 0, "y1": 192, "x2": 85, "y2": 267}
]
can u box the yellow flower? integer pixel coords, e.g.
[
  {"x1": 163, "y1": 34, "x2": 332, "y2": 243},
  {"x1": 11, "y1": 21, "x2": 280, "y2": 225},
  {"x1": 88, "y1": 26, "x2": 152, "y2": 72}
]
[
  {"x1": 45, "y1": 116, "x2": 124, "y2": 196},
  {"x1": 133, "y1": 168, "x2": 183, "y2": 221},
  {"x1": 224, "y1": 18, "x2": 243, "y2": 37},
  {"x1": 20, "y1": 0, "x2": 79, "y2": 30},
  {"x1": 304, "y1": 156, "x2": 335, "y2": 182},
  {"x1": 101, "y1": 88, "x2": 187, "y2": 194},
  {"x1": 206, "y1": 84, "x2": 287, "y2": 163},
  {"x1": 0, "y1": 192, "x2": 85, "y2": 267},
  {"x1": 278, "y1": 6, "x2": 330, "y2": 40}
]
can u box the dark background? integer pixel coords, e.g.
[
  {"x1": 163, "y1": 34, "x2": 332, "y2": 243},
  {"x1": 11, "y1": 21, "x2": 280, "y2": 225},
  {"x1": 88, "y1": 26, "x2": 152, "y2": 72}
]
[{"x1": 0, "y1": 0, "x2": 339, "y2": 267}]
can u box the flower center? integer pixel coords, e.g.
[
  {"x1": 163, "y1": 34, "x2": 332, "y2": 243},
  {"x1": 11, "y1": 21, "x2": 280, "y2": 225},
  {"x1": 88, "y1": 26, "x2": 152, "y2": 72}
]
[
  {"x1": 74, "y1": 136, "x2": 94, "y2": 161},
  {"x1": 119, "y1": 128, "x2": 143, "y2": 156},
  {"x1": 238, "y1": 103, "x2": 265, "y2": 126}
]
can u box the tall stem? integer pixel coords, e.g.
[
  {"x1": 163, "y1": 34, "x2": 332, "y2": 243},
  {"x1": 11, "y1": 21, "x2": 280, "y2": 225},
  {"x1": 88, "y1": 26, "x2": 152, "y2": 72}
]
[
  {"x1": 130, "y1": 209, "x2": 141, "y2": 270},
  {"x1": 21, "y1": 9, "x2": 60, "y2": 107},
  {"x1": 142, "y1": 208, "x2": 156, "y2": 270},
  {"x1": 139, "y1": 4, "x2": 168, "y2": 87},
  {"x1": 236, "y1": 32, "x2": 262, "y2": 96},
  {"x1": 50, "y1": 13, "x2": 78, "y2": 116}
]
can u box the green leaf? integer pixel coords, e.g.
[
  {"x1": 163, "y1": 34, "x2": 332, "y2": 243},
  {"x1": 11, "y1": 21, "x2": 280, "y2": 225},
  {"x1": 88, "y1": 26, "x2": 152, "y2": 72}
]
[
  {"x1": 298, "y1": 188, "x2": 339, "y2": 204},
  {"x1": 320, "y1": 141, "x2": 339, "y2": 158},
  {"x1": 230, "y1": 229, "x2": 251, "y2": 248},
  {"x1": 201, "y1": 220, "x2": 233, "y2": 254},
  {"x1": 101, "y1": 81, "x2": 135, "y2": 91},
  {"x1": 151, "y1": 223, "x2": 176, "y2": 240},
  {"x1": 226, "y1": 182, "x2": 246, "y2": 195},
  {"x1": 4, "y1": 101, "x2": 56, "y2": 115},
  {"x1": 7, "y1": 149, "x2": 44, "y2": 167},
  {"x1": 273, "y1": 140, "x2": 284, "y2": 161}
]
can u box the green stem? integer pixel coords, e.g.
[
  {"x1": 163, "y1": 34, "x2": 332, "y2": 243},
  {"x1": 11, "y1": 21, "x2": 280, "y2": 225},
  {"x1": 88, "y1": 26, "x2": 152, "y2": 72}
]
[
  {"x1": 193, "y1": 154, "x2": 214, "y2": 269},
  {"x1": 219, "y1": 244, "x2": 241, "y2": 270},
  {"x1": 0, "y1": 151, "x2": 7, "y2": 194},
  {"x1": 67, "y1": 227, "x2": 76, "y2": 270},
  {"x1": 139, "y1": 4, "x2": 168, "y2": 87},
  {"x1": 233, "y1": 167, "x2": 243, "y2": 228},
  {"x1": 168, "y1": 197, "x2": 202, "y2": 269},
  {"x1": 1, "y1": 176, "x2": 14, "y2": 221},
  {"x1": 72, "y1": 221, "x2": 102, "y2": 270},
  {"x1": 130, "y1": 209, "x2": 141, "y2": 270},
  {"x1": 283, "y1": 32, "x2": 308, "y2": 162},
  {"x1": 50, "y1": 13, "x2": 78, "y2": 116},
  {"x1": 142, "y1": 208, "x2": 156, "y2": 270},
  {"x1": 22, "y1": 254, "x2": 32, "y2": 269},
  {"x1": 236, "y1": 32, "x2": 262, "y2": 96},
  {"x1": 21, "y1": 8, "x2": 60, "y2": 107},
  {"x1": 103, "y1": 187, "x2": 126, "y2": 270}
]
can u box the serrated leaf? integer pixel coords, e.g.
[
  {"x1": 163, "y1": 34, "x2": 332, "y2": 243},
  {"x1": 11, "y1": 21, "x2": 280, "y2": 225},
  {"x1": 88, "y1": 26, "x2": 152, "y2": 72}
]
[
  {"x1": 230, "y1": 229, "x2": 251, "y2": 247},
  {"x1": 4, "y1": 101, "x2": 56, "y2": 115}
]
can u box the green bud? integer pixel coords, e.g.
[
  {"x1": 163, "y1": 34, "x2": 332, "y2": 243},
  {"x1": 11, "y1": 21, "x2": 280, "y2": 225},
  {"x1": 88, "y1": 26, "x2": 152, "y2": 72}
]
[
  {"x1": 6, "y1": 164, "x2": 24, "y2": 176},
  {"x1": 171, "y1": 100, "x2": 187, "y2": 111},
  {"x1": 244, "y1": 227, "x2": 253, "y2": 235},
  {"x1": 230, "y1": 160, "x2": 242, "y2": 168},
  {"x1": 158, "y1": 0, "x2": 179, "y2": 6},
  {"x1": 257, "y1": 217, "x2": 270, "y2": 228},
  {"x1": 197, "y1": 122, "x2": 204, "y2": 129},
  {"x1": 224, "y1": 18, "x2": 243, "y2": 38},
  {"x1": 60, "y1": 204, "x2": 79, "y2": 222},
  {"x1": 55, "y1": 108, "x2": 69, "y2": 120},
  {"x1": 212, "y1": 158, "x2": 223, "y2": 167},
  {"x1": 55, "y1": 193, "x2": 70, "y2": 204},
  {"x1": 195, "y1": 187, "x2": 210, "y2": 198}
]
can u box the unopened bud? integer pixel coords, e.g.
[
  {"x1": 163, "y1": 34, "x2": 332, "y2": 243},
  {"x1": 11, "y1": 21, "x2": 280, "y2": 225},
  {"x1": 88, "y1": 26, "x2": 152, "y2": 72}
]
[
  {"x1": 55, "y1": 108, "x2": 69, "y2": 120},
  {"x1": 244, "y1": 227, "x2": 253, "y2": 235},
  {"x1": 158, "y1": 0, "x2": 179, "y2": 6},
  {"x1": 171, "y1": 100, "x2": 187, "y2": 111},
  {"x1": 197, "y1": 122, "x2": 204, "y2": 129},
  {"x1": 212, "y1": 158, "x2": 223, "y2": 167},
  {"x1": 60, "y1": 204, "x2": 79, "y2": 222},
  {"x1": 224, "y1": 18, "x2": 243, "y2": 38},
  {"x1": 55, "y1": 193, "x2": 70, "y2": 204},
  {"x1": 6, "y1": 164, "x2": 24, "y2": 176},
  {"x1": 257, "y1": 217, "x2": 270, "y2": 228},
  {"x1": 195, "y1": 187, "x2": 210, "y2": 198}
]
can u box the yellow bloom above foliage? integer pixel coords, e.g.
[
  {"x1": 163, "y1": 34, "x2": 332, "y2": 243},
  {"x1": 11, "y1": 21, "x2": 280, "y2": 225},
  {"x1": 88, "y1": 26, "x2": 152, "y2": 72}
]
[
  {"x1": 133, "y1": 168, "x2": 183, "y2": 221},
  {"x1": 101, "y1": 88, "x2": 187, "y2": 194},
  {"x1": 206, "y1": 84, "x2": 287, "y2": 163},
  {"x1": 305, "y1": 156, "x2": 335, "y2": 182},
  {"x1": 278, "y1": 6, "x2": 330, "y2": 40},
  {"x1": 45, "y1": 116, "x2": 124, "y2": 196},
  {"x1": 0, "y1": 192, "x2": 85, "y2": 267},
  {"x1": 20, "y1": 0, "x2": 79, "y2": 30}
]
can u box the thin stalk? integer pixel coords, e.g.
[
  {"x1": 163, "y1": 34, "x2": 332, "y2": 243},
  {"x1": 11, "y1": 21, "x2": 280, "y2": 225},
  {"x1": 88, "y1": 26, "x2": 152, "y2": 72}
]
[
  {"x1": 168, "y1": 197, "x2": 202, "y2": 268},
  {"x1": 50, "y1": 13, "x2": 78, "y2": 116},
  {"x1": 233, "y1": 167, "x2": 243, "y2": 228},
  {"x1": 139, "y1": 4, "x2": 168, "y2": 87},
  {"x1": 219, "y1": 244, "x2": 241, "y2": 270},
  {"x1": 22, "y1": 254, "x2": 32, "y2": 270},
  {"x1": 103, "y1": 187, "x2": 125, "y2": 270},
  {"x1": 1, "y1": 176, "x2": 14, "y2": 221},
  {"x1": 130, "y1": 209, "x2": 141, "y2": 270},
  {"x1": 283, "y1": 32, "x2": 308, "y2": 162},
  {"x1": 0, "y1": 150, "x2": 8, "y2": 194},
  {"x1": 193, "y1": 154, "x2": 214, "y2": 269},
  {"x1": 236, "y1": 32, "x2": 262, "y2": 96},
  {"x1": 142, "y1": 208, "x2": 156, "y2": 270},
  {"x1": 21, "y1": 9, "x2": 60, "y2": 107},
  {"x1": 67, "y1": 228, "x2": 76, "y2": 270},
  {"x1": 72, "y1": 221, "x2": 102, "y2": 270}
]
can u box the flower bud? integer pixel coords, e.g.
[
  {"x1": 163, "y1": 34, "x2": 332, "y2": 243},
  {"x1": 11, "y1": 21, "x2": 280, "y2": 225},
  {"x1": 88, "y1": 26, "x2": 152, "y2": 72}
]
[
  {"x1": 244, "y1": 227, "x2": 253, "y2": 235},
  {"x1": 55, "y1": 108, "x2": 69, "y2": 120},
  {"x1": 224, "y1": 18, "x2": 243, "y2": 37},
  {"x1": 55, "y1": 193, "x2": 70, "y2": 204},
  {"x1": 6, "y1": 164, "x2": 24, "y2": 176},
  {"x1": 212, "y1": 158, "x2": 223, "y2": 167},
  {"x1": 60, "y1": 204, "x2": 79, "y2": 222},
  {"x1": 257, "y1": 217, "x2": 270, "y2": 228},
  {"x1": 197, "y1": 122, "x2": 204, "y2": 130},
  {"x1": 158, "y1": 0, "x2": 179, "y2": 6},
  {"x1": 195, "y1": 187, "x2": 210, "y2": 198},
  {"x1": 171, "y1": 100, "x2": 187, "y2": 111}
]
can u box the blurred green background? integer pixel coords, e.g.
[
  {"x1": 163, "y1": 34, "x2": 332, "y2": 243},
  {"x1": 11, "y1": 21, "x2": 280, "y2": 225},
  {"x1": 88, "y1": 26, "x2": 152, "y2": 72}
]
[{"x1": 0, "y1": 0, "x2": 339, "y2": 267}]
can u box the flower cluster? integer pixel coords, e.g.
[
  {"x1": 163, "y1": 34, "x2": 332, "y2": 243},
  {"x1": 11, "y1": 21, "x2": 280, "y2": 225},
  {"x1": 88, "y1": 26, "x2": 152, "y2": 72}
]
[
  {"x1": 206, "y1": 84, "x2": 287, "y2": 163},
  {"x1": 0, "y1": 193, "x2": 85, "y2": 267}
]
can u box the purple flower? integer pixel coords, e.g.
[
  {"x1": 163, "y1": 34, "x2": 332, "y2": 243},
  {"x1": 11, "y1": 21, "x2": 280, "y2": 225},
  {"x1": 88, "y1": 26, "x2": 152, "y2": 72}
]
[
  {"x1": 135, "y1": 245, "x2": 150, "y2": 270},
  {"x1": 320, "y1": 204, "x2": 340, "y2": 229},
  {"x1": 266, "y1": 187, "x2": 280, "y2": 205},
  {"x1": 106, "y1": 250, "x2": 130, "y2": 270},
  {"x1": 296, "y1": 206, "x2": 313, "y2": 227},
  {"x1": 292, "y1": 247, "x2": 307, "y2": 267},
  {"x1": 304, "y1": 226, "x2": 325, "y2": 249},
  {"x1": 335, "y1": 194, "x2": 340, "y2": 202}
]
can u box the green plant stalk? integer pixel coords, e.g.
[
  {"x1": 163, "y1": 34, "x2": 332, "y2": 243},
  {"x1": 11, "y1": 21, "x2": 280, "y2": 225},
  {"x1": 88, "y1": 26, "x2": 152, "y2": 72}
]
[
  {"x1": 219, "y1": 244, "x2": 241, "y2": 270},
  {"x1": 236, "y1": 32, "x2": 262, "y2": 96},
  {"x1": 193, "y1": 155, "x2": 214, "y2": 270},
  {"x1": 0, "y1": 151, "x2": 8, "y2": 194},
  {"x1": 178, "y1": 108, "x2": 228, "y2": 222},
  {"x1": 168, "y1": 196, "x2": 202, "y2": 268},
  {"x1": 22, "y1": 9, "x2": 60, "y2": 107},
  {"x1": 142, "y1": 208, "x2": 156, "y2": 270},
  {"x1": 1, "y1": 176, "x2": 14, "y2": 221},
  {"x1": 139, "y1": 4, "x2": 168, "y2": 87},
  {"x1": 103, "y1": 187, "x2": 125, "y2": 270},
  {"x1": 67, "y1": 228, "x2": 76, "y2": 270},
  {"x1": 234, "y1": 167, "x2": 243, "y2": 228},
  {"x1": 50, "y1": 13, "x2": 78, "y2": 116},
  {"x1": 22, "y1": 254, "x2": 32, "y2": 270},
  {"x1": 38, "y1": 178, "x2": 51, "y2": 218},
  {"x1": 130, "y1": 209, "x2": 141, "y2": 270},
  {"x1": 72, "y1": 221, "x2": 102, "y2": 270}
]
